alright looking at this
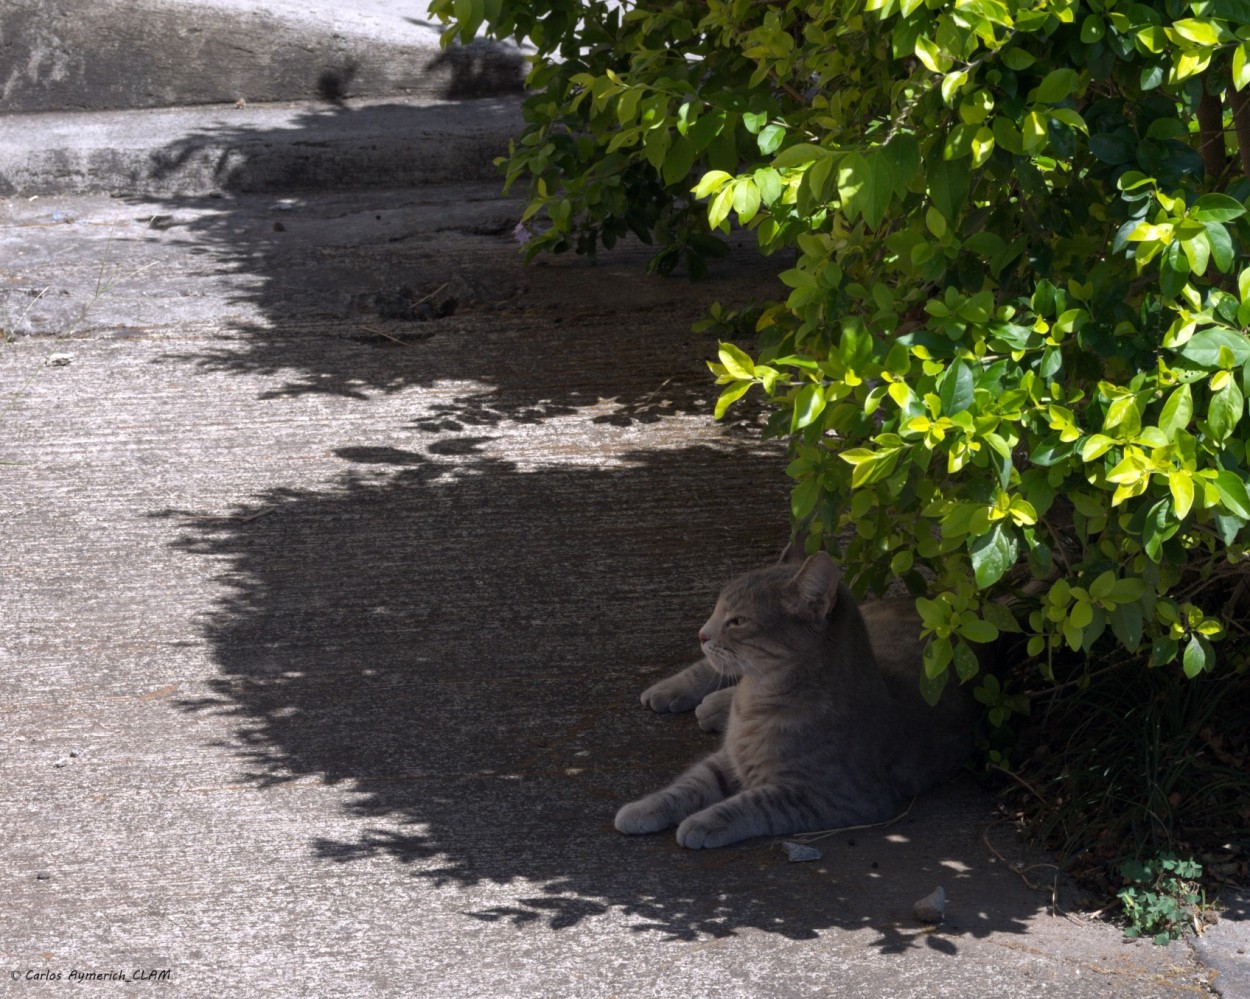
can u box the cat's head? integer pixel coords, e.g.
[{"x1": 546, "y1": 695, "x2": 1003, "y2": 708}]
[{"x1": 698, "y1": 551, "x2": 844, "y2": 678}]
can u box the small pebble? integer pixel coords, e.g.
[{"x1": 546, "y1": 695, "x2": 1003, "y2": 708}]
[
  {"x1": 46, "y1": 353, "x2": 74, "y2": 367},
  {"x1": 913, "y1": 885, "x2": 947, "y2": 923},
  {"x1": 782, "y1": 841, "x2": 823, "y2": 862},
  {"x1": 35, "y1": 871, "x2": 52, "y2": 880}
]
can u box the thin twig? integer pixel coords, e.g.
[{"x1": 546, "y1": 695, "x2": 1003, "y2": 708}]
[
  {"x1": 786, "y1": 796, "x2": 916, "y2": 843},
  {"x1": 358, "y1": 325, "x2": 410, "y2": 346},
  {"x1": 982, "y1": 818, "x2": 1061, "y2": 900},
  {"x1": 414, "y1": 283, "x2": 449, "y2": 306}
]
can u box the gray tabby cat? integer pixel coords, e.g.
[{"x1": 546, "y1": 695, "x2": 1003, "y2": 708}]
[{"x1": 615, "y1": 546, "x2": 976, "y2": 849}]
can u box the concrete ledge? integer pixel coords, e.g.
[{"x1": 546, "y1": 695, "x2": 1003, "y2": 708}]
[
  {"x1": 0, "y1": 0, "x2": 525, "y2": 113},
  {"x1": 0, "y1": 95, "x2": 524, "y2": 196}
]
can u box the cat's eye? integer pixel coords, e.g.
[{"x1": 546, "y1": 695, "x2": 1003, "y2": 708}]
[{"x1": 727, "y1": 616, "x2": 746, "y2": 627}]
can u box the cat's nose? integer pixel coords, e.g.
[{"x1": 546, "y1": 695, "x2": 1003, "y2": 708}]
[{"x1": 698, "y1": 628, "x2": 709, "y2": 644}]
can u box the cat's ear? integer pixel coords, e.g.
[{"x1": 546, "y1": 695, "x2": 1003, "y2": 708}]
[{"x1": 785, "y1": 551, "x2": 842, "y2": 620}]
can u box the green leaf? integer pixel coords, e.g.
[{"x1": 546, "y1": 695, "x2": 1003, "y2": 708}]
[
  {"x1": 1081, "y1": 434, "x2": 1116, "y2": 461},
  {"x1": 662, "y1": 136, "x2": 696, "y2": 186},
  {"x1": 1022, "y1": 111, "x2": 1048, "y2": 153},
  {"x1": 969, "y1": 522, "x2": 1018, "y2": 588},
  {"x1": 1111, "y1": 601, "x2": 1145, "y2": 651},
  {"x1": 791, "y1": 383, "x2": 827, "y2": 431},
  {"x1": 757, "y1": 123, "x2": 786, "y2": 156},
  {"x1": 938, "y1": 359, "x2": 974, "y2": 416},
  {"x1": 838, "y1": 151, "x2": 892, "y2": 229},
  {"x1": 840, "y1": 447, "x2": 903, "y2": 487},
  {"x1": 772, "y1": 143, "x2": 830, "y2": 169},
  {"x1": 692, "y1": 169, "x2": 734, "y2": 200},
  {"x1": 1214, "y1": 470, "x2": 1250, "y2": 517},
  {"x1": 714, "y1": 380, "x2": 752, "y2": 419},
  {"x1": 1177, "y1": 330, "x2": 1250, "y2": 368},
  {"x1": 959, "y1": 617, "x2": 1000, "y2": 644},
  {"x1": 718, "y1": 342, "x2": 756, "y2": 379},
  {"x1": 884, "y1": 134, "x2": 921, "y2": 198},
  {"x1": 1236, "y1": 40, "x2": 1250, "y2": 89},
  {"x1": 1204, "y1": 221, "x2": 1235, "y2": 273},
  {"x1": 914, "y1": 34, "x2": 949, "y2": 73},
  {"x1": 928, "y1": 156, "x2": 970, "y2": 222},
  {"x1": 1169, "y1": 470, "x2": 1195, "y2": 519},
  {"x1": 1183, "y1": 635, "x2": 1213, "y2": 678},
  {"x1": 1193, "y1": 194, "x2": 1247, "y2": 223},
  {"x1": 1170, "y1": 18, "x2": 1222, "y2": 46},
  {"x1": 1159, "y1": 383, "x2": 1193, "y2": 438},
  {"x1": 919, "y1": 662, "x2": 950, "y2": 705},
  {"x1": 1081, "y1": 14, "x2": 1105, "y2": 42},
  {"x1": 953, "y1": 639, "x2": 980, "y2": 681},
  {"x1": 1181, "y1": 231, "x2": 1211, "y2": 275},
  {"x1": 1109, "y1": 577, "x2": 1148, "y2": 603},
  {"x1": 1208, "y1": 381, "x2": 1244, "y2": 440},
  {"x1": 1031, "y1": 68, "x2": 1080, "y2": 104},
  {"x1": 732, "y1": 179, "x2": 762, "y2": 223},
  {"x1": 1143, "y1": 497, "x2": 1178, "y2": 562},
  {"x1": 708, "y1": 185, "x2": 735, "y2": 228},
  {"x1": 754, "y1": 167, "x2": 784, "y2": 205},
  {"x1": 1002, "y1": 48, "x2": 1036, "y2": 70},
  {"x1": 791, "y1": 474, "x2": 822, "y2": 521},
  {"x1": 742, "y1": 110, "x2": 768, "y2": 134}
]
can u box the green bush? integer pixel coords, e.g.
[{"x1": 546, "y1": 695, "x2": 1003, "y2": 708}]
[
  {"x1": 1118, "y1": 853, "x2": 1205, "y2": 943},
  {"x1": 434, "y1": 0, "x2": 1250, "y2": 716}
]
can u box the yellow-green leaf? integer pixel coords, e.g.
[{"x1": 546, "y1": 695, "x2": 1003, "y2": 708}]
[
  {"x1": 714, "y1": 381, "x2": 752, "y2": 419},
  {"x1": 1168, "y1": 470, "x2": 1195, "y2": 519},
  {"x1": 718, "y1": 342, "x2": 756, "y2": 379}
]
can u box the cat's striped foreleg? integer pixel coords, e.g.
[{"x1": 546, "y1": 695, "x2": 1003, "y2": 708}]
[
  {"x1": 639, "y1": 657, "x2": 731, "y2": 714},
  {"x1": 614, "y1": 750, "x2": 738, "y2": 835},
  {"x1": 676, "y1": 783, "x2": 830, "y2": 849}
]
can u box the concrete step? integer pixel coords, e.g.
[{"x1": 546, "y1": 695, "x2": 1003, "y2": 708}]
[
  {"x1": 1, "y1": 0, "x2": 525, "y2": 113},
  {"x1": 0, "y1": 94, "x2": 525, "y2": 196}
]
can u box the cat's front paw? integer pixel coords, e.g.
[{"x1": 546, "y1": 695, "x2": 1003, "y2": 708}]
[
  {"x1": 694, "y1": 687, "x2": 734, "y2": 733},
  {"x1": 614, "y1": 797, "x2": 675, "y2": 836},
  {"x1": 675, "y1": 810, "x2": 737, "y2": 850},
  {"x1": 640, "y1": 675, "x2": 704, "y2": 714}
]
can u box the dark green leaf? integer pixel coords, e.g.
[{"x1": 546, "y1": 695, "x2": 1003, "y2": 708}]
[
  {"x1": 791, "y1": 474, "x2": 821, "y2": 521},
  {"x1": 969, "y1": 522, "x2": 1018, "y2": 588},
  {"x1": 1214, "y1": 470, "x2": 1250, "y2": 517},
  {"x1": 1031, "y1": 68, "x2": 1079, "y2": 104},
  {"x1": 953, "y1": 640, "x2": 980, "y2": 681},
  {"x1": 928, "y1": 156, "x2": 970, "y2": 222},
  {"x1": 1208, "y1": 381, "x2": 1244, "y2": 440},
  {"x1": 1193, "y1": 193, "x2": 1247, "y2": 222},
  {"x1": 1203, "y1": 222, "x2": 1234, "y2": 272},
  {"x1": 1178, "y1": 330, "x2": 1250, "y2": 368},
  {"x1": 1111, "y1": 601, "x2": 1144, "y2": 651},
  {"x1": 938, "y1": 359, "x2": 974, "y2": 416},
  {"x1": 1142, "y1": 497, "x2": 1178, "y2": 563},
  {"x1": 884, "y1": 134, "x2": 921, "y2": 199},
  {"x1": 662, "y1": 136, "x2": 696, "y2": 186},
  {"x1": 772, "y1": 143, "x2": 830, "y2": 168}
]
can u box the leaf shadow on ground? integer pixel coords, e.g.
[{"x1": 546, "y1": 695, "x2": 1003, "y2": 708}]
[
  {"x1": 138, "y1": 102, "x2": 1057, "y2": 949},
  {"x1": 157, "y1": 440, "x2": 1053, "y2": 950},
  {"x1": 130, "y1": 98, "x2": 783, "y2": 428}
]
